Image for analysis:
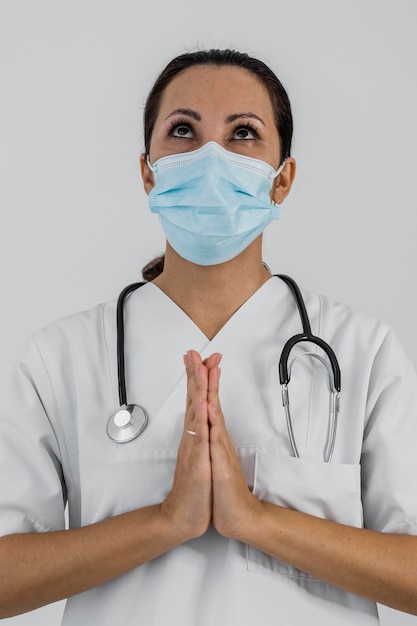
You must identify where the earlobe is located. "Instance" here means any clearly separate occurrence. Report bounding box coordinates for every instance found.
[272,157,296,205]
[140,153,155,195]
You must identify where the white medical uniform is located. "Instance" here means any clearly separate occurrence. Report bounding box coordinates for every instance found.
[1,276,417,625]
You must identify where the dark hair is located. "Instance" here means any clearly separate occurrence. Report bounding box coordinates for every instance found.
[141,48,293,280]
[142,254,165,281]
[144,48,293,163]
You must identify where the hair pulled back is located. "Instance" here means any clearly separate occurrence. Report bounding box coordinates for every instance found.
[143,48,293,164]
[141,48,293,281]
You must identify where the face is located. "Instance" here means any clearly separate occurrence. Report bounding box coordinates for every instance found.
[141,64,296,204]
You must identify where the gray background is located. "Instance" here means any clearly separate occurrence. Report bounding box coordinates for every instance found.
[0,0,416,624]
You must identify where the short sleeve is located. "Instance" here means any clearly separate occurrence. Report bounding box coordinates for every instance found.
[0,338,67,536]
[361,328,417,534]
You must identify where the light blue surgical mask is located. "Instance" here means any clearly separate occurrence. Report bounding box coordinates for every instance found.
[147,141,285,266]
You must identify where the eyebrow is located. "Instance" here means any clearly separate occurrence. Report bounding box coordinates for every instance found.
[165,108,265,126]
[165,108,201,121]
[225,112,266,126]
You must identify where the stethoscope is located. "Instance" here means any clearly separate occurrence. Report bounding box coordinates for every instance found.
[107,275,341,462]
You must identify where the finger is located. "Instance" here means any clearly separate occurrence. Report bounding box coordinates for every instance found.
[184,350,207,403]
[204,355,227,433]
[183,350,209,435]
[207,395,227,434]
[207,359,222,414]
[202,352,222,370]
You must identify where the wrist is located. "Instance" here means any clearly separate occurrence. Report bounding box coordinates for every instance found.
[158,500,208,544]
[220,496,267,543]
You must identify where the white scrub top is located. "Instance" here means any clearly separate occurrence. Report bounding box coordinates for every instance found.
[1,276,417,625]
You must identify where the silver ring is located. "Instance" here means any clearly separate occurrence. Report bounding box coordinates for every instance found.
[185,429,197,436]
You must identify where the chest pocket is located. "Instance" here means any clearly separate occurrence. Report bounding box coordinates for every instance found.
[247,448,362,579]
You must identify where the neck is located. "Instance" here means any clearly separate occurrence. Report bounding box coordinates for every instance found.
[152,240,271,340]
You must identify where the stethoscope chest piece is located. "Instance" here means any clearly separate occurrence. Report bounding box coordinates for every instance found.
[107,404,148,443]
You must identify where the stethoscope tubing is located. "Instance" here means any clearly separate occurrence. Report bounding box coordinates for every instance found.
[276,274,341,392]
[279,332,341,392]
[116,281,145,407]
[110,274,342,461]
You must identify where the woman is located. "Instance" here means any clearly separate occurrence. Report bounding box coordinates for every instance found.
[1,49,417,625]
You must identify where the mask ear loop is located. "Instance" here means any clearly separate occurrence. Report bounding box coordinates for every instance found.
[274,158,287,178]
[271,159,287,205]
[146,155,155,172]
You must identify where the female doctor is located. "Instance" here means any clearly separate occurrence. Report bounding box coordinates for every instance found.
[1,49,417,625]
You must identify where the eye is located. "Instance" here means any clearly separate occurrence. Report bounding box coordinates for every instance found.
[168,121,194,139]
[232,125,260,140]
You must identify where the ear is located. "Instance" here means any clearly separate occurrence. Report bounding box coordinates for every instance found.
[140,153,155,195]
[271,157,296,205]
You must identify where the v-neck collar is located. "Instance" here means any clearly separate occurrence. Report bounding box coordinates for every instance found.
[145,275,287,344]
[115,275,294,447]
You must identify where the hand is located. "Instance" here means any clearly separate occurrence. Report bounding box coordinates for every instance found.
[160,350,212,541]
[205,354,263,540]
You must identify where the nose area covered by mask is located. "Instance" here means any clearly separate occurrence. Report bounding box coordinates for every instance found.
[147,141,285,266]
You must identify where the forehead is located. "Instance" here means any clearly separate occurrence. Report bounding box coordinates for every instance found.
[158,64,275,120]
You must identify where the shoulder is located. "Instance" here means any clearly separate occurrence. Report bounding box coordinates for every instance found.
[274,275,387,333]
[34,299,115,339]
[26,281,153,365]
[296,282,411,375]
[27,299,117,366]
[299,283,391,346]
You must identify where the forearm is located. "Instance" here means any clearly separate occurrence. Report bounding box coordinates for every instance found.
[0,351,214,618]
[236,502,417,615]
[0,504,183,618]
